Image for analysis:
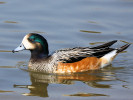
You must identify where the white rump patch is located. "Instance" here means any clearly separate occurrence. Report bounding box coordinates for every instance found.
[100,50,117,68]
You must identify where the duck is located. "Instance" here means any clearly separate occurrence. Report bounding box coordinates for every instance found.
[12,33,130,73]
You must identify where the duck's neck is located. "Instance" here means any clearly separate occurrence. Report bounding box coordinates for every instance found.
[30,50,49,59]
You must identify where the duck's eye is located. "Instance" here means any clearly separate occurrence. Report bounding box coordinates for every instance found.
[28,38,35,43]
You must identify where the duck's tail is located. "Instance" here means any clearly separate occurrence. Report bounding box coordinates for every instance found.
[116,43,130,53]
[100,43,130,68]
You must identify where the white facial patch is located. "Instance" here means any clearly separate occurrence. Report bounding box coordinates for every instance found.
[22,34,35,50]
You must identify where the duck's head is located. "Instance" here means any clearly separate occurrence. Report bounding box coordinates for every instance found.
[12,33,49,57]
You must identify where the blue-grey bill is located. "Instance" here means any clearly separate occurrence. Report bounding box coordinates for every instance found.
[12,43,26,53]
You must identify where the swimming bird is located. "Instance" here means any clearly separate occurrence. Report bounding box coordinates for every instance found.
[12,33,130,73]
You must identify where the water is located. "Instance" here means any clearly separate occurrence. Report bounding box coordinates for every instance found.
[0,0,133,100]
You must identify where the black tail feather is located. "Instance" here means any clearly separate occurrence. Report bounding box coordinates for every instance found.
[117,44,131,53]
[91,40,117,49]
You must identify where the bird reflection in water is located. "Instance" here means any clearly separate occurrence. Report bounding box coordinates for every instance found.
[14,65,119,97]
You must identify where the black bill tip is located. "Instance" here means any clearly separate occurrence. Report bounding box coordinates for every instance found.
[12,50,18,53]
[12,50,15,53]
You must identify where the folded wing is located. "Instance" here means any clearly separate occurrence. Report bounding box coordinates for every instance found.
[55,40,117,63]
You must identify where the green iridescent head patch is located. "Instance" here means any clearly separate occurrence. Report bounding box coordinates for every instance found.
[29,33,49,54]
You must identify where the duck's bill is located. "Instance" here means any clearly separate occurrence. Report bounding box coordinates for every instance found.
[12,43,26,53]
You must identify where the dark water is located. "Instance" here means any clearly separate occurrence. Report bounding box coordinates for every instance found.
[0,0,133,100]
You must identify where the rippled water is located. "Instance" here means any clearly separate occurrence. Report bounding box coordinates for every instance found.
[0,0,133,100]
